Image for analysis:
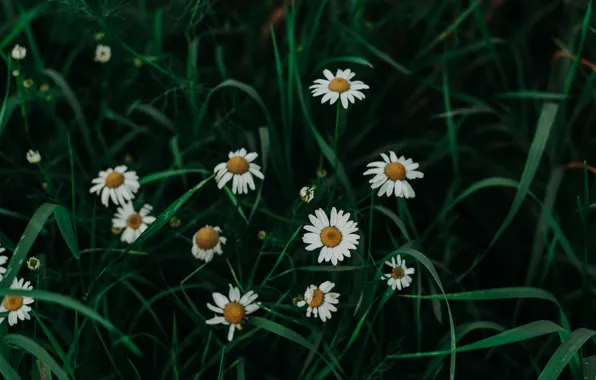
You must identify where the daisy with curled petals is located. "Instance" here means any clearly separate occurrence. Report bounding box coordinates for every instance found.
[0,278,34,326]
[205,284,260,341]
[214,148,264,194]
[90,165,140,207]
[0,245,8,281]
[296,281,339,322]
[381,255,415,291]
[112,203,156,244]
[310,69,369,109]
[302,207,359,266]
[363,151,424,198]
[192,225,227,263]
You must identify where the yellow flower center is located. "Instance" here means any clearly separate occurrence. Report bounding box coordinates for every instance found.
[223,302,245,324]
[226,156,250,175]
[328,77,350,93]
[105,171,125,188]
[126,213,143,230]
[3,296,23,312]
[195,227,220,250]
[384,162,406,181]
[391,266,405,279]
[308,289,324,308]
[320,226,342,248]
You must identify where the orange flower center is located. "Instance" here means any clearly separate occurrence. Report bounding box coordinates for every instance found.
[194,227,220,250]
[391,266,405,279]
[384,162,406,181]
[223,302,245,324]
[226,156,249,175]
[126,213,142,230]
[105,172,125,188]
[308,289,324,308]
[3,296,23,312]
[320,226,342,248]
[328,78,350,93]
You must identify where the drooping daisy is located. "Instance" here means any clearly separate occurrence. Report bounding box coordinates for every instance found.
[381,255,415,291]
[94,44,111,63]
[214,148,264,194]
[89,166,140,207]
[0,245,7,281]
[302,207,360,265]
[296,281,339,322]
[191,225,227,263]
[26,150,41,164]
[0,278,34,326]
[112,203,155,244]
[363,151,424,198]
[309,69,369,109]
[299,186,315,204]
[205,284,260,341]
[11,44,26,60]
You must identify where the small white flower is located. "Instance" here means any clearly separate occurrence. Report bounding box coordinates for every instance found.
[94,44,111,63]
[111,203,156,244]
[363,151,424,198]
[0,245,7,281]
[0,278,34,327]
[214,148,264,194]
[205,284,260,341]
[191,225,227,263]
[309,69,369,109]
[299,186,315,203]
[25,150,41,164]
[89,165,140,207]
[26,257,40,272]
[302,207,360,266]
[381,255,415,291]
[11,45,26,60]
[296,281,339,322]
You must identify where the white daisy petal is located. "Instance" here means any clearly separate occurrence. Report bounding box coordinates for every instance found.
[363,153,423,199]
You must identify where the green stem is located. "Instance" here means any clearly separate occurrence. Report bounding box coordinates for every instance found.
[328,103,341,209]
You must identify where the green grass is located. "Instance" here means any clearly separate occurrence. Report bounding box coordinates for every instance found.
[1,0,596,378]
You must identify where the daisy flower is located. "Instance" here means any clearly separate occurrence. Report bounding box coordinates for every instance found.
[299,186,315,204]
[27,257,40,272]
[381,255,415,291]
[26,150,41,164]
[94,44,111,63]
[89,165,140,207]
[112,203,156,244]
[0,245,7,281]
[205,284,260,341]
[302,207,360,265]
[363,151,424,198]
[191,225,227,263]
[11,44,26,60]
[214,148,264,194]
[0,278,34,326]
[309,69,369,109]
[296,281,339,322]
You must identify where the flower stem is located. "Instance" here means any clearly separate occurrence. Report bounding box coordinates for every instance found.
[328,103,341,208]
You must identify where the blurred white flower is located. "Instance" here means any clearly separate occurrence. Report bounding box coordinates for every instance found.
[310,69,369,109]
[299,186,315,203]
[25,150,41,164]
[94,44,111,63]
[0,245,7,281]
[11,45,26,60]
[0,278,34,327]
[111,203,155,244]
[214,148,264,194]
[296,281,339,322]
[192,225,227,263]
[89,166,140,207]
[363,151,424,198]
[381,255,415,291]
[205,284,260,341]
